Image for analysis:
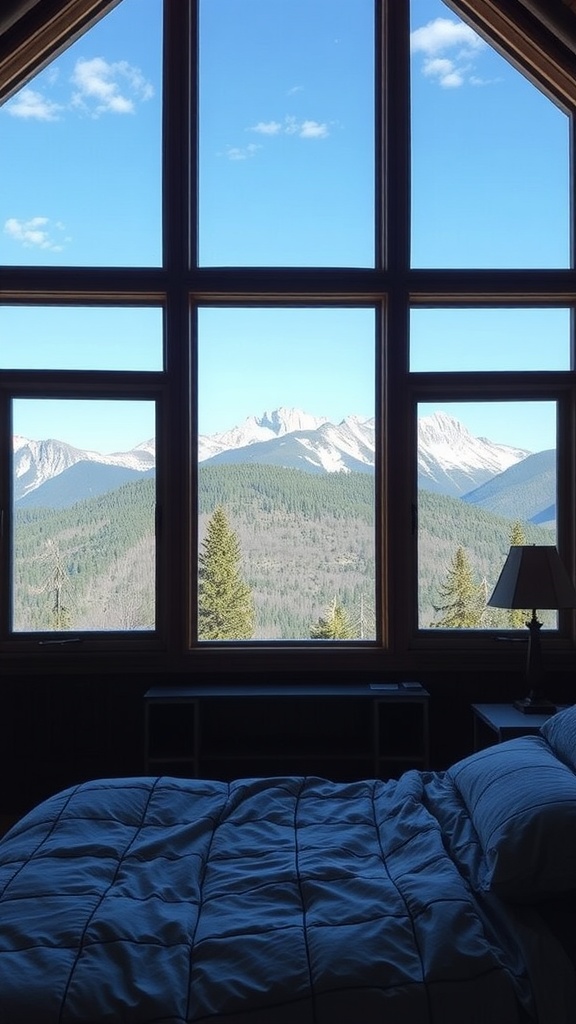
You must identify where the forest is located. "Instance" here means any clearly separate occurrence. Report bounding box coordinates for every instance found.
[12,463,554,635]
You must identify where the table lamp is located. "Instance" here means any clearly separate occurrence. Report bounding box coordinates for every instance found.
[487,545,576,714]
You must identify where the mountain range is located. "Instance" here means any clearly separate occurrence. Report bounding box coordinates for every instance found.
[14,435,155,507]
[13,408,554,525]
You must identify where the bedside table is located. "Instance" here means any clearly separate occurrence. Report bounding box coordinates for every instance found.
[471,703,563,752]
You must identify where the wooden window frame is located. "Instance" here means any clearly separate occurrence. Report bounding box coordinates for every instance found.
[0,0,575,677]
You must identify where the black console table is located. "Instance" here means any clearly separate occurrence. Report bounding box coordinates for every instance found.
[144,683,429,781]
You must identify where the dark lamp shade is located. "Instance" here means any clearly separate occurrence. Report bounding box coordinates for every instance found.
[488,545,576,611]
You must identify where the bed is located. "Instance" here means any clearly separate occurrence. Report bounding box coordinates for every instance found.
[1,707,576,1024]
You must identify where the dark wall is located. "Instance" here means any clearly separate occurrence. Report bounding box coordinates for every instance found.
[4,666,574,816]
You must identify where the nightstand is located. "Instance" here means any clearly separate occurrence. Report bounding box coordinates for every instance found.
[471,703,563,752]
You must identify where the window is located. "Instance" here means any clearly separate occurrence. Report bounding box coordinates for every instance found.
[0,0,575,668]
[197,306,376,641]
[13,398,156,632]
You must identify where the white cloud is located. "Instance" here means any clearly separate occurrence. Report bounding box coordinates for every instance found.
[228,114,329,161]
[410,17,483,55]
[3,56,154,122]
[410,17,486,88]
[299,119,329,139]
[71,56,154,116]
[422,57,464,89]
[225,143,261,161]
[250,115,329,139]
[4,216,70,252]
[250,121,282,135]
[5,88,63,121]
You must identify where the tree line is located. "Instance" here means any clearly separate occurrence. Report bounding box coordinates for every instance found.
[12,463,555,635]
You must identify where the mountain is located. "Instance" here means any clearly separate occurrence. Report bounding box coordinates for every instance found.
[198,407,329,461]
[17,461,155,509]
[417,412,530,497]
[461,449,556,526]
[201,410,375,475]
[14,435,155,505]
[202,408,530,490]
[12,408,540,508]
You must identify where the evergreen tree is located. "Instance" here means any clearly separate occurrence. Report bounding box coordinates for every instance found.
[198,506,254,639]
[310,598,354,639]
[33,540,73,630]
[432,546,484,628]
[507,520,528,628]
[51,560,72,630]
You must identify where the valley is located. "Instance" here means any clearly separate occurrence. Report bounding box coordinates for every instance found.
[11,408,556,635]
[13,464,553,636]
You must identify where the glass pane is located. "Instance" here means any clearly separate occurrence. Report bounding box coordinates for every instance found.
[410,0,569,268]
[197,307,375,640]
[410,307,570,372]
[0,306,163,370]
[12,399,156,631]
[0,0,162,267]
[417,401,557,629]
[199,0,374,268]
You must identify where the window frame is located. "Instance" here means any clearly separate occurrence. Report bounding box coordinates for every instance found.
[0,0,575,675]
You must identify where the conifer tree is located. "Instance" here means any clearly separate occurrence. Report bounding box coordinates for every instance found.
[51,560,72,630]
[507,520,528,628]
[310,598,355,639]
[198,506,254,639]
[432,545,483,628]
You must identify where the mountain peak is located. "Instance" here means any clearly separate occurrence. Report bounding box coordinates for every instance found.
[259,407,328,435]
[13,408,543,509]
[418,411,531,497]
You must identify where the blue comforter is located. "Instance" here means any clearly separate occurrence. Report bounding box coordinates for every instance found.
[0,772,572,1023]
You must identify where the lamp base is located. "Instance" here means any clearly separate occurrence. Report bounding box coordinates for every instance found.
[513,696,556,715]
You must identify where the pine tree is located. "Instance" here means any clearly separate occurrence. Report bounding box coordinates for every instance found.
[51,560,72,630]
[432,546,484,628]
[310,598,355,639]
[507,520,528,628]
[198,506,254,640]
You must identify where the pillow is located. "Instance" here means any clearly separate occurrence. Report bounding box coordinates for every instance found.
[447,735,576,901]
[540,704,576,772]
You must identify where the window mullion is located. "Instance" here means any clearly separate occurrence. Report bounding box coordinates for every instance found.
[383,0,411,275]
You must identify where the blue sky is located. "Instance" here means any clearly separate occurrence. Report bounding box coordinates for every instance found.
[0,0,569,453]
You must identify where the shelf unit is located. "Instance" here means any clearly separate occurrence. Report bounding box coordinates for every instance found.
[144,683,430,781]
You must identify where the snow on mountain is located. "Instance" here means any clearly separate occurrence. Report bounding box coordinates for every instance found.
[313,416,375,472]
[417,412,530,497]
[198,407,329,462]
[202,408,528,489]
[13,435,155,502]
[12,408,538,506]
[201,412,375,475]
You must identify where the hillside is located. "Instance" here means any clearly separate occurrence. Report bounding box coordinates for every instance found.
[14,478,156,631]
[417,488,553,626]
[12,465,555,636]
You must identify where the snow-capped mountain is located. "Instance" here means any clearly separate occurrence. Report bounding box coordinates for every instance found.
[417,412,530,497]
[200,408,375,474]
[198,408,330,462]
[201,407,530,488]
[14,435,155,505]
[12,408,539,508]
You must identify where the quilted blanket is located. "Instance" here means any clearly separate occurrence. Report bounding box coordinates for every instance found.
[0,772,572,1023]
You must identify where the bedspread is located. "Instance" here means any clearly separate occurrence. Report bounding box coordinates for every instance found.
[0,772,573,1024]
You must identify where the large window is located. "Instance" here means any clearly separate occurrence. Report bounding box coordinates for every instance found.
[0,0,575,666]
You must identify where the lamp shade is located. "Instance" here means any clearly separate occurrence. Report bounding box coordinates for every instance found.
[488,545,576,610]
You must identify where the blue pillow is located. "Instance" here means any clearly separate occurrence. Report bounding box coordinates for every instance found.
[448,735,576,901]
[540,704,576,772]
